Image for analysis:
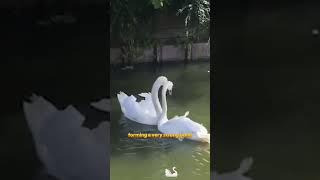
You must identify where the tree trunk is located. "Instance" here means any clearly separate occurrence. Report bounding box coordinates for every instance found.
[157,44,162,63]
[159,45,163,64]
[153,43,158,64]
[184,28,190,63]
[184,44,188,63]
[120,46,125,67]
[188,43,192,61]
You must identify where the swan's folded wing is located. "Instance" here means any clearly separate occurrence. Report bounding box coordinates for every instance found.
[165,169,171,175]
[117,91,128,104]
[165,116,208,135]
[180,116,208,134]
[138,93,157,115]
[138,92,153,106]
[119,93,158,125]
[138,92,151,98]
[127,95,137,102]
[121,95,143,119]
[118,94,136,114]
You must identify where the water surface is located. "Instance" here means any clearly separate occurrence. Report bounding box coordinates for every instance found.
[110,62,210,180]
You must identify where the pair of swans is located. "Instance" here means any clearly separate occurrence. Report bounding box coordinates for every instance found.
[117,76,210,143]
[23,94,109,180]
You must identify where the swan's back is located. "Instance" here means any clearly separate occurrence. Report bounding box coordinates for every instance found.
[117,92,158,125]
[158,116,209,143]
[138,93,155,110]
[117,92,128,113]
[160,116,208,134]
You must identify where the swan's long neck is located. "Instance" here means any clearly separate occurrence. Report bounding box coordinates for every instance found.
[172,167,177,173]
[158,82,169,127]
[151,78,166,116]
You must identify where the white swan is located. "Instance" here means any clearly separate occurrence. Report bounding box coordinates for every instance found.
[117,76,168,125]
[156,81,210,143]
[165,167,178,177]
[212,157,253,180]
[23,94,109,180]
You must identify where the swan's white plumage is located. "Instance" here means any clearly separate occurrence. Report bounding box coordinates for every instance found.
[117,91,128,114]
[23,94,108,180]
[118,92,158,125]
[157,80,210,143]
[158,115,210,143]
[165,169,171,175]
[117,77,168,125]
[165,167,178,177]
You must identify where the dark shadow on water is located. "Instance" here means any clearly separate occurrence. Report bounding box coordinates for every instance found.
[23,96,109,180]
[213,2,320,179]
[0,6,108,179]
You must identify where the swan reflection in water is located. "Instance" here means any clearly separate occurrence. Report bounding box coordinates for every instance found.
[113,115,211,179]
[23,94,109,180]
[212,157,254,180]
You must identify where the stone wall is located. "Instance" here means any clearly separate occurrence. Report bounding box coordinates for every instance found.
[110,42,210,64]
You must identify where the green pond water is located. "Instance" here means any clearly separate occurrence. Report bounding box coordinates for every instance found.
[110,62,210,180]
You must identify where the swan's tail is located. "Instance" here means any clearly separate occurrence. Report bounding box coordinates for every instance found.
[236,157,253,174]
[198,133,210,143]
[117,91,128,114]
[117,91,128,104]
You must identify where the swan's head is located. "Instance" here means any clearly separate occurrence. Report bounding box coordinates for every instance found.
[157,76,168,82]
[173,166,176,170]
[167,81,173,95]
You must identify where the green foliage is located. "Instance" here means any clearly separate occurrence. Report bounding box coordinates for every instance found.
[111,0,210,43]
[176,0,210,42]
[110,0,210,64]
[111,0,160,63]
